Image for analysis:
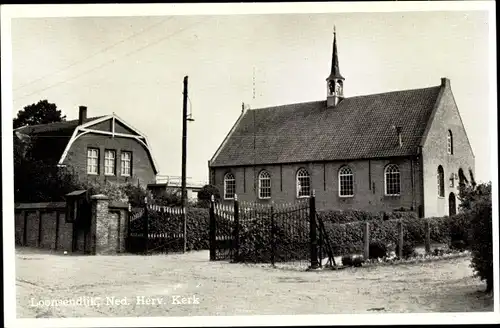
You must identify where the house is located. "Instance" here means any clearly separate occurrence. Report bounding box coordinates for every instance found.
[147,176,206,201]
[208,31,475,218]
[14,106,159,187]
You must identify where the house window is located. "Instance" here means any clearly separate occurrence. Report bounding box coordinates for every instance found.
[104,150,116,176]
[384,164,400,196]
[338,166,354,197]
[258,170,271,199]
[447,130,453,154]
[437,165,445,197]
[296,168,311,198]
[87,148,99,175]
[121,151,132,176]
[224,173,236,200]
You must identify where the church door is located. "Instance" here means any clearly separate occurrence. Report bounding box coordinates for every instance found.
[449,192,457,216]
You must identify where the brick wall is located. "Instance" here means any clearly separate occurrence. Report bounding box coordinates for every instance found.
[63,133,156,187]
[421,79,475,217]
[211,156,423,213]
[15,198,129,255]
[15,202,73,252]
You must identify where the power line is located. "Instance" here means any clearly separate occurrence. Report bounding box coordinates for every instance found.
[14,17,173,92]
[14,18,209,102]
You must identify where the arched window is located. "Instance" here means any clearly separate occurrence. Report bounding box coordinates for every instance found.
[296,168,311,198]
[447,130,453,155]
[258,170,271,199]
[437,166,445,197]
[223,173,235,200]
[338,166,354,197]
[384,164,400,196]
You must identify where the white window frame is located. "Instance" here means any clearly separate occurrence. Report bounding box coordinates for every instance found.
[384,164,401,196]
[437,165,445,197]
[87,148,99,175]
[447,130,453,155]
[296,168,311,198]
[121,151,132,176]
[338,166,354,197]
[104,150,116,176]
[258,170,271,199]
[224,173,236,200]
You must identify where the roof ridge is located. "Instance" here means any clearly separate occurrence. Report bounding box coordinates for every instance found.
[249,85,440,112]
[251,99,325,111]
[345,85,441,100]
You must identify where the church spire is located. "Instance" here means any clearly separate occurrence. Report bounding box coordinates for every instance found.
[327,26,344,80]
[326,26,345,108]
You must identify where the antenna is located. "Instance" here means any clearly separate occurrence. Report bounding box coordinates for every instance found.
[252,66,256,100]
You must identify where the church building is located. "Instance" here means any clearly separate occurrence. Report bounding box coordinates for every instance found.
[208,31,475,218]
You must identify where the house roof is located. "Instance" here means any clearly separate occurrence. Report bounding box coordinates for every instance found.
[15,116,104,136]
[210,84,443,167]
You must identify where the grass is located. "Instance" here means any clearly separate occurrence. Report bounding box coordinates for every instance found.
[15,247,493,318]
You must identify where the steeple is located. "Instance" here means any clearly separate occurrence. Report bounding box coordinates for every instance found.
[326,26,345,108]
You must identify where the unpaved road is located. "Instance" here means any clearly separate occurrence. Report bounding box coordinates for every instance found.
[15,247,492,318]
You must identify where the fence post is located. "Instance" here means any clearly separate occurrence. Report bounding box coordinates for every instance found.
[270,203,275,266]
[144,197,149,255]
[233,194,240,262]
[425,220,431,254]
[209,195,216,261]
[309,190,319,269]
[363,221,370,260]
[398,220,404,258]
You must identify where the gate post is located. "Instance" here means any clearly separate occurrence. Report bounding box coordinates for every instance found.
[144,197,149,255]
[209,195,216,261]
[270,203,276,266]
[309,190,319,269]
[233,194,240,262]
[363,221,370,260]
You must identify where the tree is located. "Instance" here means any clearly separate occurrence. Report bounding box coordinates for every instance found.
[197,184,221,208]
[466,182,493,293]
[13,100,66,128]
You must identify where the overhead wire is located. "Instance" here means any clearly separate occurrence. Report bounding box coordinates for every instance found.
[14,17,210,102]
[14,17,174,92]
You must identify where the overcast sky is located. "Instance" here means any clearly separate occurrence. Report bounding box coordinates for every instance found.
[9,6,493,184]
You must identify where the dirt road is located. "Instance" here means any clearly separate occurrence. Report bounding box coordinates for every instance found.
[15,248,492,318]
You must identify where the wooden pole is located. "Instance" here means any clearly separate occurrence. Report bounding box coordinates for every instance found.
[363,221,370,259]
[425,220,431,254]
[181,76,188,253]
[398,220,404,258]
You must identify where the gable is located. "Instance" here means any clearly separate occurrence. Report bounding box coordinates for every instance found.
[114,120,140,136]
[421,81,475,161]
[85,118,141,136]
[210,85,442,167]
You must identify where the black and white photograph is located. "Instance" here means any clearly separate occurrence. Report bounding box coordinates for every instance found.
[1,1,498,327]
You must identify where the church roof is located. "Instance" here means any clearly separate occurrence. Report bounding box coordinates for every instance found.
[209,83,444,167]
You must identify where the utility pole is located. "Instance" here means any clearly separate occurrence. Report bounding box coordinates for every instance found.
[181,76,188,253]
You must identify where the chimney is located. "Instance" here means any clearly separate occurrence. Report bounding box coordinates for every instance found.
[395,126,403,148]
[78,106,87,125]
[441,77,450,88]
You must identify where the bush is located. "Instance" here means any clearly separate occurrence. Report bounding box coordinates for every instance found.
[467,183,493,292]
[368,241,387,259]
[449,239,467,252]
[396,241,417,259]
[352,256,364,267]
[197,184,221,208]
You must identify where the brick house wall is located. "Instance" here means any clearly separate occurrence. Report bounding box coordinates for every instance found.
[421,79,475,217]
[210,156,423,213]
[63,133,156,187]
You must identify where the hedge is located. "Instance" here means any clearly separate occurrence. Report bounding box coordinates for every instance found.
[129,207,210,253]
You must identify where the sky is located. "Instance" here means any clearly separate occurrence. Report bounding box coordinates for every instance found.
[8,6,494,184]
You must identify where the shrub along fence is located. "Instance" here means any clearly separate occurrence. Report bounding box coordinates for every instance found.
[127,202,209,254]
[209,192,470,269]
